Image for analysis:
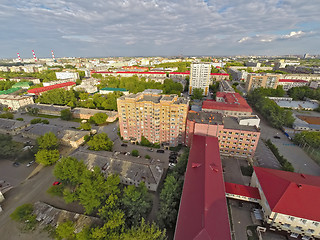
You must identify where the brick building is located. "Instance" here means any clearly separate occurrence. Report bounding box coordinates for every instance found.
[185,111,260,158]
[117,91,189,147]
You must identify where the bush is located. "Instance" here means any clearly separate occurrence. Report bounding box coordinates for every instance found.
[41,119,49,124]
[47,184,64,197]
[10,204,37,231]
[131,149,139,157]
[60,109,73,121]
[16,118,24,121]
[0,112,14,119]
[145,155,151,159]
[80,122,91,131]
[31,118,42,124]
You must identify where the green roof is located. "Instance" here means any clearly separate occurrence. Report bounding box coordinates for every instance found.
[12,82,32,88]
[0,87,21,95]
[100,87,128,92]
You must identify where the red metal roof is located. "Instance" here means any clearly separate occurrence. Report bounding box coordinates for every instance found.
[175,135,231,240]
[254,167,320,222]
[27,82,76,95]
[210,73,229,76]
[278,79,308,83]
[169,71,190,75]
[225,182,261,200]
[92,71,166,74]
[203,92,252,113]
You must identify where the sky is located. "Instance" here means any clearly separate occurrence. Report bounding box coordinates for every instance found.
[1,0,320,59]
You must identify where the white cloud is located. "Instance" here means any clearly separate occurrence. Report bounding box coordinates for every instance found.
[0,0,320,57]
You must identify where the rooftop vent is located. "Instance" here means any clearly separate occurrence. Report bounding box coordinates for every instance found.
[297,184,302,189]
[192,163,201,168]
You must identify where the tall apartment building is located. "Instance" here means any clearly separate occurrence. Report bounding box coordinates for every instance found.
[245,74,280,92]
[117,91,189,147]
[189,63,211,95]
[185,111,260,158]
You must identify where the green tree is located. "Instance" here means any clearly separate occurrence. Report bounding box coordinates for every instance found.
[37,132,59,150]
[79,122,92,130]
[121,218,166,240]
[55,220,76,240]
[0,134,21,158]
[31,118,43,124]
[192,88,204,100]
[89,112,108,125]
[131,149,139,157]
[10,204,37,231]
[61,109,73,121]
[54,157,87,185]
[87,133,113,151]
[145,155,151,159]
[122,183,152,227]
[35,149,60,165]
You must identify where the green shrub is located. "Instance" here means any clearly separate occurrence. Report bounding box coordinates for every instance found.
[16,118,24,121]
[145,155,151,159]
[10,203,37,231]
[131,149,139,157]
[47,184,64,197]
[30,118,42,124]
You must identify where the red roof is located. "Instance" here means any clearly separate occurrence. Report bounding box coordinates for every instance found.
[175,135,231,240]
[92,71,166,74]
[254,167,320,222]
[203,92,252,113]
[27,82,76,95]
[279,79,308,83]
[210,73,229,76]
[225,182,261,200]
[169,71,190,75]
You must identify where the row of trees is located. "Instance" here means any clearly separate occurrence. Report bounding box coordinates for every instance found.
[154,62,190,72]
[293,131,320,149]
[96,75,184,95]
[0,80,15,91]
[36,89,121,111]
[247,88,294,129]
[288,86,320,101]
[157,148,189,229]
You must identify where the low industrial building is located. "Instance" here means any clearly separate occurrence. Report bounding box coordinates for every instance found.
[21,124,90,148]
[71,149,164,191]
[0,118,30,135]
[27,82,76,95]
[72,108,118,122]
[269,97,319,110]
[26,103,71,116]
[9,77,41,84]
[0,95,34,110]
[251,167,320,240]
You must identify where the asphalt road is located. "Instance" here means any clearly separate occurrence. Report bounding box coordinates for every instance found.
[256,111,320,176]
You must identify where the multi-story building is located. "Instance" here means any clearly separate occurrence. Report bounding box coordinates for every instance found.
[202,92,252,117]
[245,73,280,92]
[251,167,320,240]
[117,91,189,147]
[55,71,79,80]
[278,79,309,91]
[189,63,211,95]
[0,95,34,110]
[185,111,260,157]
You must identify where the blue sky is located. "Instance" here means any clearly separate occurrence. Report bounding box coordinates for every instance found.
[0,0,320,59]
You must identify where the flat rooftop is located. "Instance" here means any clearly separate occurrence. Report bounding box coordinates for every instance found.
[187,111,223,125]
[224,117,259,132]
[274,100,319,110]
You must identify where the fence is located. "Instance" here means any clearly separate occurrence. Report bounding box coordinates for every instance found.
[297,140,320,165]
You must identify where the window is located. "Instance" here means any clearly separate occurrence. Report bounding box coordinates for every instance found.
[295,226,302,231]
[283,223,291,228]
[300,219,307,224]
[307,229,314,234]
[312,222,319,227]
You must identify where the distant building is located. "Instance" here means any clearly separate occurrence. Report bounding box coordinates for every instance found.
[9,77,40,84]
[56,71,79,80]
[219,80,235,93]
[202,92,252,117]
[210,73,230,82]
[12,82,32,89]
[99,87,129,95]
[0,95,34,110]
[27,82,76,95]
[71,149,164,191]
[43,79,76,87]
[278,79,308,91]
[26,104,71,116]
[72,108,118,122]
[189,63,211,95]
[175,135,232,240]
[117,92,189,147]
[251,167,320,240]
[185,111,260,157]
[0,118,30,135]
[245,73,280,92]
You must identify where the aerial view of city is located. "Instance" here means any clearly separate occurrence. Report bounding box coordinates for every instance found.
[0,1,320,240]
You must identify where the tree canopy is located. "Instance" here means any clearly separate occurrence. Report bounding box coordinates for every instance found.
[87,133,113,151]
[192,88,204,100]
[35,149,60,166]
[90,112,108,125]
[37,132,59,150]
[61,109,73,120]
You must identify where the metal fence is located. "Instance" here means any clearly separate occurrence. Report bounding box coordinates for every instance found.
[297,141,320,165]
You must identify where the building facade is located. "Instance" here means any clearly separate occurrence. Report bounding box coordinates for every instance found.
[189,63,211,95]
[117,92,189,147]
[185,111,260,158]
[0,95,34,110]
[278,79,309,91]
[251,167,320,240]
[245,74,280,92]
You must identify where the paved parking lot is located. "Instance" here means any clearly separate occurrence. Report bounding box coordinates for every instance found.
[222,156,251,185]
[255,140,282,170]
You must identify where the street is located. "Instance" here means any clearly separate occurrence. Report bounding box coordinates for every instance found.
[256,111,320,176]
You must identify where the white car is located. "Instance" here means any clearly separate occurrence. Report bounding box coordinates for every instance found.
[27,160,35,167]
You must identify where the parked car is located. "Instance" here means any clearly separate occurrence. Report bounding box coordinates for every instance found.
[273,136,280,139]
[170,151,178,156]
[157,149,165,153]
[52,181,61,186]
[169,159,177,164]
[13,162,20,167]
[169,163,176,168]
[121,143,128,147]
[26,160,35,167]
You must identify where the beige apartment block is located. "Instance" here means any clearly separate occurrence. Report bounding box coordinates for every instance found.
[245,74,280,92]
[0,95,34,111]
[189,62,211,95]
[117,91,189,147]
